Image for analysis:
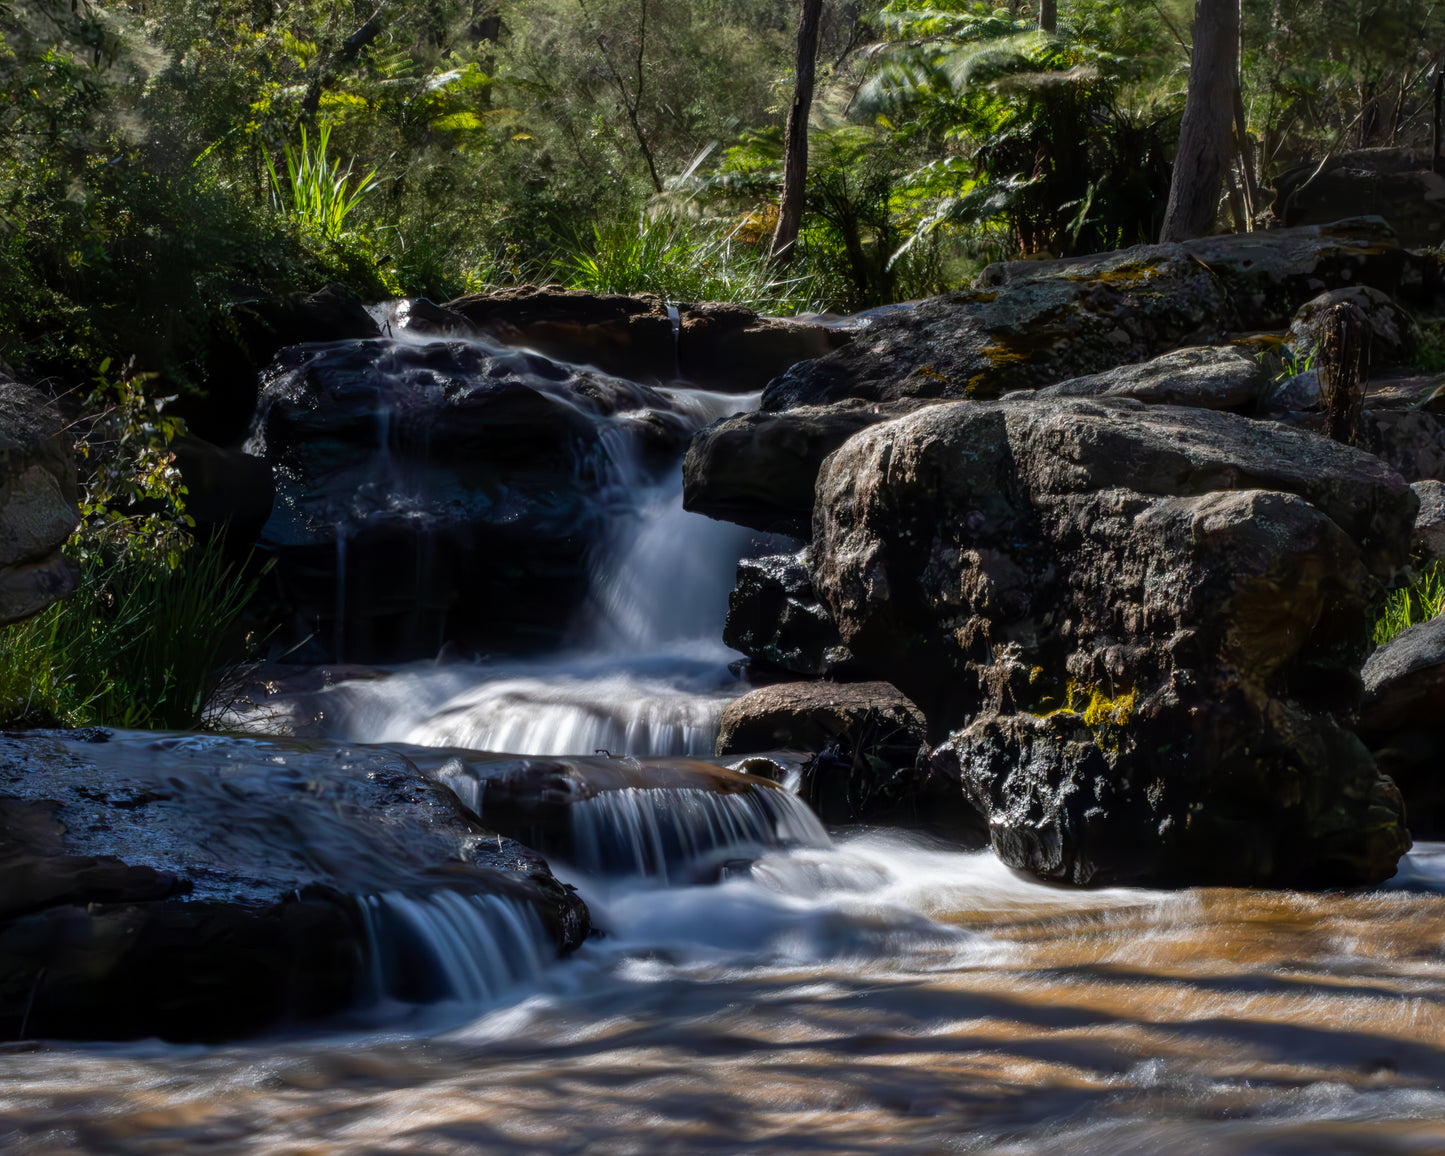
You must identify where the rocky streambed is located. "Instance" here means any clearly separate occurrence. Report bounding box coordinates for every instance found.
[1,216,1445,1149]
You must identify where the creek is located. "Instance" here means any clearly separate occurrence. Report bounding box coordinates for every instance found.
[6,336,1445,1153]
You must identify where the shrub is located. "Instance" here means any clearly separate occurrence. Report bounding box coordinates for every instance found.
[0,359,264,729]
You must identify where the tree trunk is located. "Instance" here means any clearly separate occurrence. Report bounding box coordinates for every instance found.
[1159,0,1239,241]
[1320,302,1368,447]
[770,0,824,264]
[1039,0,1057,33]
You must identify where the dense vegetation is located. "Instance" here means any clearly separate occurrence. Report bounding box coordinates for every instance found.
[3,0,1445,725]
[5,0,1443,389]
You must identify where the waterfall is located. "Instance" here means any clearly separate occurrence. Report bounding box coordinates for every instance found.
[358,890,552,1005]
[564,785,830,883]
[272,380,781,759]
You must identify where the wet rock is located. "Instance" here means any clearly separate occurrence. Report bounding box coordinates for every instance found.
[411,751,827,882]
[437,289,845,391]
[0,378,78,625]
[675,303,851,393]
[1412,480,1445,562]
[684,400,929,536]
[809,397,1413,887]
[762,221,1409,412]
[443,286,677,382]
[1032,345,1268,410]
[723,552,848,677]
[717,679,925,756]
[1286,286,1420,370]
[188,284,381,445]
[715,680,984,840]
[0,730,588,1041]
[246,338,697,661]
[1359,615,1445,838]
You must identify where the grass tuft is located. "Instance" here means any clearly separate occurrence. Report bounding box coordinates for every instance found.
[1373,562,1445,649]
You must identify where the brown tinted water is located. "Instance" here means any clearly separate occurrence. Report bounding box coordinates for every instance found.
[2,836,1444,1155]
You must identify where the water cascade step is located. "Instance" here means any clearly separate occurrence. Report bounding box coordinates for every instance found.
[359,889,553,1005]
[423,752,830,884]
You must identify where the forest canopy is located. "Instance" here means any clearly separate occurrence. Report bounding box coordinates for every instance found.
[2,0,1442,399]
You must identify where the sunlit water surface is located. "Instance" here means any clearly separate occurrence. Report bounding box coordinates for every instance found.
[3,836,1445,1155]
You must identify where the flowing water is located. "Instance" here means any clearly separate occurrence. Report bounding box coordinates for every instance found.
[3,837,1445,1153]
[11,332,1445,1152]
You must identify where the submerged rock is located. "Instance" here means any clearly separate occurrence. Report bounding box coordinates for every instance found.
[0,378,78,625]
[806,396,1413,887]
[0,730,587,1042]
[1359,615,1445,838]
[761,220,1409,412]
[410,751,828,883]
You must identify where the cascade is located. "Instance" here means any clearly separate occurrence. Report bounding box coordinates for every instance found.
[565,784,830,882]
[261,369,778,758]
[358,890,552,1006]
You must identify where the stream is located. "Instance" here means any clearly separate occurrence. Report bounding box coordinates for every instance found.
[5,340,1445,1153]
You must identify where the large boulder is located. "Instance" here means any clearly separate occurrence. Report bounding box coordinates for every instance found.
[1271,148,1445,249]
[1359,615,1445,838]
[246,338,699,662]
[675,302,852,393]
[1286,286,1420,370]
[0,730,588,1042]
[432,289,847,393]
[798,396,1413,887]
[441,287,678,382]
[0,378,78,625]
[684,400,929,537]
[715,680,983,839]
[1032,345,1269,410]
[761,220,1410,412]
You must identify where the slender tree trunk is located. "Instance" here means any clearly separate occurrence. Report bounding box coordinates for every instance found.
[1039,0,1057,33]
[1159,0,1239,241]
[770,0,824,264]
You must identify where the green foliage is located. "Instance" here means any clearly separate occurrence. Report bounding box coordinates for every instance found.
[857,0,1180,257]
[1373,563,1445,649]
[558,215,821,314]
[266,122,378,240]
[0,538,261,729]
[0,356,263,729]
